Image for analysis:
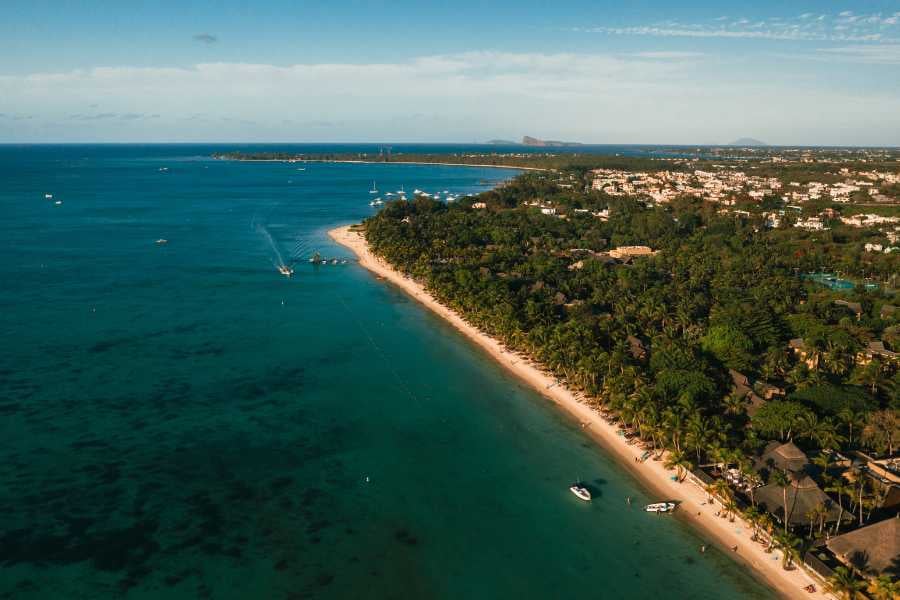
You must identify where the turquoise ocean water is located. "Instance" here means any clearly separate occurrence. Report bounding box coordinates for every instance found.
[0,145,772,599]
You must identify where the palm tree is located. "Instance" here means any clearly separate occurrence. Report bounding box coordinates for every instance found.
[664,448,693,482]
[770,469,792,533]
[851,359,888,396]
[825,478,852,534]
[757,512,775,552]
[707,478,733,506]
[825,566,865,600]
[744,506,761,541]
[723,392,747,417]
[773,531,801,570]
[866,575,899,600]
[837,407,864,448]
[685,413,712,465]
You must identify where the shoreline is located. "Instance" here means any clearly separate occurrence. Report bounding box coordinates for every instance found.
[215,157,546,171]
[329,224,832,600]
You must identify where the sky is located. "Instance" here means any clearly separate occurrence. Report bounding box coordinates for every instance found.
[1,0,899,145]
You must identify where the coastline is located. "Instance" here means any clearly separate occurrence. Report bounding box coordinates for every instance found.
[329,224,832,600]
[216,157,546,171]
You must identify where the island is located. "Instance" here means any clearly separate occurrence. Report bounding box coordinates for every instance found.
[730,137,769,147]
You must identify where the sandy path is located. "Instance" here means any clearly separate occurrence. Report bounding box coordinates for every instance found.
[329,224,832,600]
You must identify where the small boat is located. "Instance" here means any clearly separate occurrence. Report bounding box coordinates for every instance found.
[369,181,378,194]
[155,239,168,245]
[44,193,53,199]
[570,483,591,502]
[54,200,62,205]
[645,502,676,513]
[278,265,294,277]
[158,167,169,172]
[413,189,423,195]
[369,199,384,206]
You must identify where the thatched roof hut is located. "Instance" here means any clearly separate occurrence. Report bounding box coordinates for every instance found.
[826,518,899,578]
[757,441,810,474]
[755,475,843,527]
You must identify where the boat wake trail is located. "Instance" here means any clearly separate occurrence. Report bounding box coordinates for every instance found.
[253,219,289,270]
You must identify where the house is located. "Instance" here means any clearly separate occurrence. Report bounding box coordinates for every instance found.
[789,338,819,369]
[755,474,844,528]
[834,299,862,320]
[472,202,487,209]
[857,340,900,364]
[608,246,656,259]
[826,518,899,579]
[757,441,810,475]
[758,382,785,400]
[729,369,766,416]
[626,335,648,361]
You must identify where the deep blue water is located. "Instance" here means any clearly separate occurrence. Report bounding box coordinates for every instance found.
[0,145,773,599]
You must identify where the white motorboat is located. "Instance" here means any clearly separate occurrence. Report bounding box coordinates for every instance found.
[645,502,676,513]
[155,239,168,245]
[45,193,53,199]
[278,265,294,277]
[569,484,591,502]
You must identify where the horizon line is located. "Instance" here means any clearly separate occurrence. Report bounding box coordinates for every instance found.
[1,141,898,150]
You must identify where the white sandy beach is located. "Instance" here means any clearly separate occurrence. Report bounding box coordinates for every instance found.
[329,224,833,600]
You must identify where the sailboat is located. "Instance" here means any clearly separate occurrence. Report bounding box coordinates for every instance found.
[369,181,378,194]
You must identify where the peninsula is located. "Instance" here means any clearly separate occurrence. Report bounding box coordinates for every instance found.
[331,151,899,600]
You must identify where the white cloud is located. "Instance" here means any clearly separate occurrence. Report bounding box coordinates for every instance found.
[0,52,897,145]
[578,11,900,43]
[816,43,900,64]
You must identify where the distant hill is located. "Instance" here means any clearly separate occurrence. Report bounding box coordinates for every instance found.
[729,137,768,147]
[522,135,582,147]
[485,139,517,145]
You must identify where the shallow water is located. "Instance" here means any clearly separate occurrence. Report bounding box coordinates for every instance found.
[0,145,773,599]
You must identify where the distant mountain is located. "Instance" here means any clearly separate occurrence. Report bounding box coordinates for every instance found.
[729,137,768,147]
[485,139,517,145]
[521,135,582,147]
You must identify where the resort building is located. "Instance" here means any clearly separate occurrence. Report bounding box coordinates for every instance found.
[826,518,899,580]
[755,475,844,529]
[608,246,656,259]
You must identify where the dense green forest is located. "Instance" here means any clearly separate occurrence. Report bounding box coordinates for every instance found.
[364,172,899,468]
